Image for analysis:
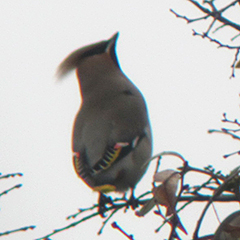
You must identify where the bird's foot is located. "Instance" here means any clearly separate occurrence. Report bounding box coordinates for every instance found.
[126,191,139,210]
[98,193,113,217]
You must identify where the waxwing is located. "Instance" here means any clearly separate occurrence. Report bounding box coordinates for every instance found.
[57,32,152,210]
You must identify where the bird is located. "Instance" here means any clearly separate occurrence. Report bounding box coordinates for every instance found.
[57,32,152,214]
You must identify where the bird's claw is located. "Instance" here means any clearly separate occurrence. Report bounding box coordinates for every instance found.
[98,193,113,217]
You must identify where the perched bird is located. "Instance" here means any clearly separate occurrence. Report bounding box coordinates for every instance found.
[57,32,152,212]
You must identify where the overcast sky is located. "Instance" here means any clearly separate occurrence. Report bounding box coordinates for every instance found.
[1,1,240,239]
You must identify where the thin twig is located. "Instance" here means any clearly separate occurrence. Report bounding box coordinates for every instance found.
[231,48,240,77]
[170,9,209,23]
[209,129,240,140]
[150,151,187,163]
[211,202,221,224]
[192,30,240,49]
[36,211,100,240]
[179,164,225,181]
[219,0,240,13]
[98,209,119,235]
[112,222,134,240]
[222,113,240,126]
[193,169,240,239]
[0,173,23,180]
[66,204,99,220]
[189,0,240,31]
[171,0,240,77]
[0,184,22,197]
[0,226,35,237]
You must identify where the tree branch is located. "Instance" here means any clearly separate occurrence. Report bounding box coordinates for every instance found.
[171,0,240,77]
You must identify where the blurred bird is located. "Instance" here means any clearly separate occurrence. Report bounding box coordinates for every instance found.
[57,32,152,214]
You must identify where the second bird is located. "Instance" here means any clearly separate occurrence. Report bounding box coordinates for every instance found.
[57,32,152,208]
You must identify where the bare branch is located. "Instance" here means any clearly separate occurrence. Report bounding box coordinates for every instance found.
[112,222,135,240]
[0,226,35,237]
[189,0,240,31]
[171,0,240,77]
[0,172,23,180]
[0,184,22,197]
[193,169,240,239]
[169,9,209,23]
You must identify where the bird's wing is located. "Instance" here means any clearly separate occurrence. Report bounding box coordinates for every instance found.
[73,94,149,173]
